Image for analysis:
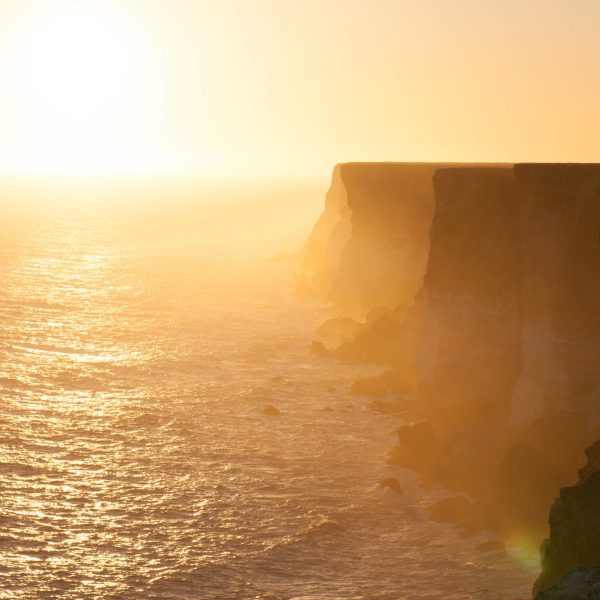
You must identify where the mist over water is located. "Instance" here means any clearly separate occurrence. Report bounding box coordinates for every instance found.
[0,183,535,599]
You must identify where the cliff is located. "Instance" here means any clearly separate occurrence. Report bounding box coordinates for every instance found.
[417,164,600,436]
[415,165,600,540]
[300,162,438,320]
[418,167,520,432]
[302,162,600,543]
[534,440,600,598]
[511,164,600,430]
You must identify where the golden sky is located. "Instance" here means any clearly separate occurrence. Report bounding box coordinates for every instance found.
[0,0,599,178]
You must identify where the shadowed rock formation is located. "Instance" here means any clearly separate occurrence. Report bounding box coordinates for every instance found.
[534,440,600,598]
[536,567,600,600]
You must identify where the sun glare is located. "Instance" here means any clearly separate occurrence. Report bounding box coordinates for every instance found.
[0,1,180,175]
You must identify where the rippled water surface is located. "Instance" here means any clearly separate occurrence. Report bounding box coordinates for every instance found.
[0,195,536,599]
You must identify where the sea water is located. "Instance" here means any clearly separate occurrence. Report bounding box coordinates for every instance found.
[0,188,536,599]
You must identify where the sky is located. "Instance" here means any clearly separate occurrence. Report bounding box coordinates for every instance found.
[0,0,599,178]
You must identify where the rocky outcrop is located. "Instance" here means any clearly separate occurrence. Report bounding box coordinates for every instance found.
[536,567,600,600]
[534,440,600,597]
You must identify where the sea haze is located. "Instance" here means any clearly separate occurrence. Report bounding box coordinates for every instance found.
[0,181,535,599]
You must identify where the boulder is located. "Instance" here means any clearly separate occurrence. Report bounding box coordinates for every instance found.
[396,421,435,455]
[427,495,476,526]
[309,341,329,357]
[379,477,404,496]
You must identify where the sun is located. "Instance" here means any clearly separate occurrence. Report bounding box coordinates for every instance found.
[0,1,180,175]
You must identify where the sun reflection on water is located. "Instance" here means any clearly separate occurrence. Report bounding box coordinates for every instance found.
[0,209,538,599]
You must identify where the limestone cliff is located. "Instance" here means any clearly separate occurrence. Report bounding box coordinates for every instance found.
[418,167,520,432]
[511,164,600,429]
[303,161,600,543]
[304,162,600,436]
[415,163,600,437]
[300,163,438,320]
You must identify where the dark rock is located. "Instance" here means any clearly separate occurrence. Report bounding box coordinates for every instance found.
[397,421,435,455]
[369,398,407,415]
[387,421,436,474]
[334,311,403,365]
[534,440,600,596]
[262,405,280,416]
[428,495,476,525]
[379,477,404,496]
[316,317,359,342]
[493,442,566,539]
[475,538,505,552]
[535,567,600,600]
[309,341,329,357]
[579,440,600,482]
[525,411,587,484]
[351,372,392,397]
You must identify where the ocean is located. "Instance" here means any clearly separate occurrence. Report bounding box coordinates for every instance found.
[0,183,535,599]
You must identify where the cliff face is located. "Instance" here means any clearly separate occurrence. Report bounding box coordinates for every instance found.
[302,161,600,542]
[511,165,600,429]
[417,164,600,436]
[418,168,521,432]
[301,164,352,299]
[300,163,437,320]
[304,163,600,432]
[534,440,600,598]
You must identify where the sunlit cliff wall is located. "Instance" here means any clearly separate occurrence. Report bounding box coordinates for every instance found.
[511,164,600,430]
[422,164,600,435]
[304,162,600,434]
[300,163,437,320]
[418,167,521,432]
[302,162,600,539]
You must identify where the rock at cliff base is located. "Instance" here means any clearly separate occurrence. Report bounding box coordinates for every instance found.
[535,567,600,600]
[534,439,600,596]
[351,372,393,397]
[378,477,404,496]
[396,421,435,455]
[316,317,359,342]
[427,495,476,525]
[309,341,329,357]
[475,538,505,553]
[493,442,566,538]
[579,440,600,482]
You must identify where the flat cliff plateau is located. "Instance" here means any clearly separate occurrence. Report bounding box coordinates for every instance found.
[301,162,600,545]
